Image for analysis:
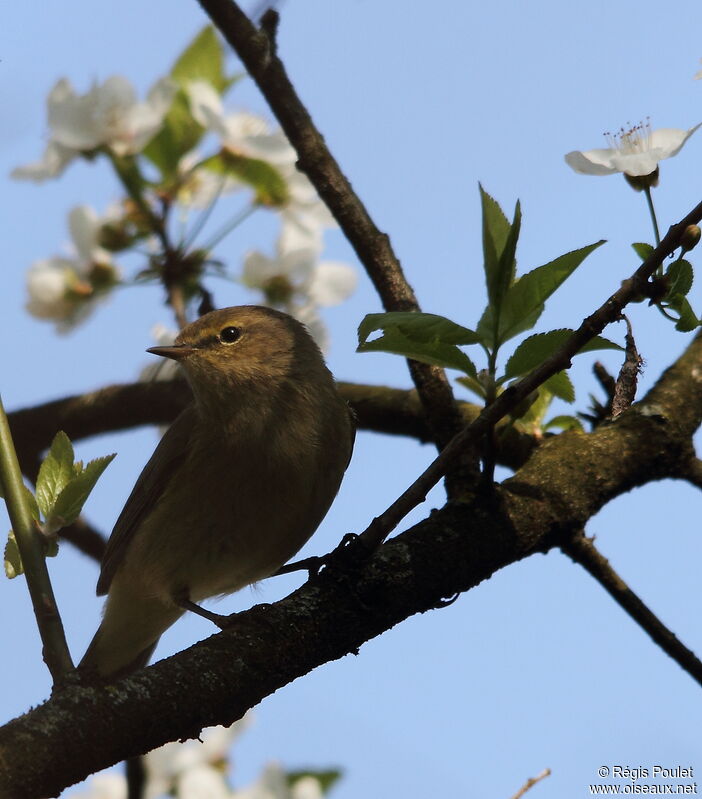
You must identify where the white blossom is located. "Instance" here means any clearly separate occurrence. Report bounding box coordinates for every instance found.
[10,140,78,182]
[242,223,356,348]
[186,81,294,165]
[144,719,249,799]
[565,120,701,177]
[12,76,175,182]
[175,151,241,209]
[25,205,119,329]
[236,763,324,799]
[186,82,335,234]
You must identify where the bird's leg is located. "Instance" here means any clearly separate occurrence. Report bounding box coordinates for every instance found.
[174,593,232,630]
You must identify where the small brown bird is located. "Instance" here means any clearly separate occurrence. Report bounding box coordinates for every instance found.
[80,306,354,677]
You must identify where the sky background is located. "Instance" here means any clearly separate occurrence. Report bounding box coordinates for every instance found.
[1,1,702,797]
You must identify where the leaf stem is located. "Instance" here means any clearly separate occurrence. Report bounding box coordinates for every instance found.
[0,395,73,681]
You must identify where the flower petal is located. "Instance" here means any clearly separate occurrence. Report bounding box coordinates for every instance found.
[186,80,225,129]
[648,124,701,159]
[564,150,619,175]
[307,261,357,306]
[11,141,77,182]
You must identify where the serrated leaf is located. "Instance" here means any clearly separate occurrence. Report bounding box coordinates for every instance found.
[668,294,699,332]
[172,26,227,92]
[4,531,23,579]
[632,242,655,261]
[286,770,342,795]
[47,455,115,531]
[479,185,512,304]
[504,329,622,378]
[497,241,606,345]
[666,259,693,298]
[202,151,289,206]
[476,302,544,352]
[544,371,575,403]
[456,375,487,399]
[35,431,76,518]
[479,185,521,335]
[358,332,477,376]
[544,415,584,432]
[358,312,481,347]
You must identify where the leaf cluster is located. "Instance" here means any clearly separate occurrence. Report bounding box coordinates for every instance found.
[357,186,620,432]
[4,432,114,578]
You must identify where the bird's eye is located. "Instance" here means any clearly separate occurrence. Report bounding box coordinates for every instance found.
[219,326,241,344]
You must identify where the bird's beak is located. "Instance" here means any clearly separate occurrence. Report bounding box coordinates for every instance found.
[147,344,198,361]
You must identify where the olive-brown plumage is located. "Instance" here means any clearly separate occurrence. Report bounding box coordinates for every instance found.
[80,306,354,677]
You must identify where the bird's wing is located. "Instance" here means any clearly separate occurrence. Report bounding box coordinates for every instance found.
[345,404,357,472]
[96,407,195,596]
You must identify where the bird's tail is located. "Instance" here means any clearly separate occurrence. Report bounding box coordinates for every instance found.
[79,581,183,679]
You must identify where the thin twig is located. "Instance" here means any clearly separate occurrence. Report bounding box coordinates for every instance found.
[509,769,551,799]
[611,315,643,418]
[195,0,466,454]
[0,395,73,681]
[562,531,702,687]
[355,198,702,549]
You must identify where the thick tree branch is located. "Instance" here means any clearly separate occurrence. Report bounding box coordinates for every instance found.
[1,381,696,796]
[7,380,537,472]
[681,457,702,491]
[194,0,465,454]
[561,531,702,687]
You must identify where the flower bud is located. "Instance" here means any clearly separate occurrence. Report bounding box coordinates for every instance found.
[681,224,701,253]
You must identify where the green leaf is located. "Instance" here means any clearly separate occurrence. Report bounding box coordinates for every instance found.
[358,312,481,347]
[171,26,227,92]
[47,455,115,531]
[201,152,289,206]
[479,185,512,304]
[23,486,40,522]
[632,242,655,261]
[497,241,606,345]
[35,431,75,519]
[287,770,342,795]
[544,415,584,432]
[143,27,228,177]
[666,259,693,298]
[4,530,22,579]
[668,295,699,332]
[456,374,487,400]
[477,302,544,351]
[358,331,477,376]
[510,386,552,431]
[143,91,203,176]
[479,185,521,316]
[544,371,575,403]
[504,329,622,378]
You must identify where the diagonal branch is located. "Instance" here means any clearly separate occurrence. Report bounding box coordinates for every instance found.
[561,531,702,687]
[194,0,465,453]
[356,197,702,549]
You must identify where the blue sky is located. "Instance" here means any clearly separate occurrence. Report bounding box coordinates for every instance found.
[1,1,701,797]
